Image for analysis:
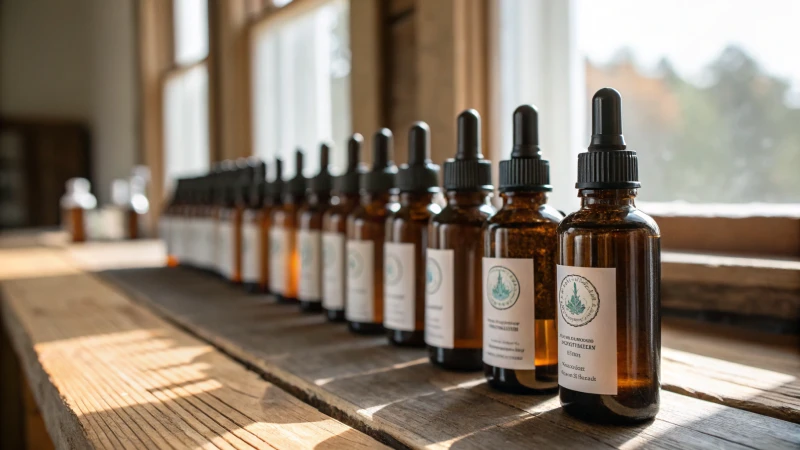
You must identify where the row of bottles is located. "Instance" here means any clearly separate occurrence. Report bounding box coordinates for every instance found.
[160,88,661,425]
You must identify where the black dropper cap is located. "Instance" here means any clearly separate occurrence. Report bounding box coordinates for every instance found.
[360,129,397,193]
[309,143,333,194]
[396,122,440,193]
[266,158,285,203]
[334,134,365,194]
[499,105,551,192]
[248,158,266,207]
[576,88,640,189]
[443,109,492,191]
[284,149,307,197]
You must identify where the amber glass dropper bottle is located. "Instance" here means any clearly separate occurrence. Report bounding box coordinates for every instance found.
[298,144,334,312]
[426,110,495,370]
[321,135,364,322]
[558,87,661,423]
[483,105,563,393]
[271,150,307,303]
[384,122,441,347]
[218,160,247,283]
[265,159,285,295]
[346,129,397,334]
[242,158,266,292]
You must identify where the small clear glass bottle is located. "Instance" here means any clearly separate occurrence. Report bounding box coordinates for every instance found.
[426,110,495,370]
[160,179,182,267]
[483,105,562,393]
[298,144,334,312]
[346,129,397,334]
[558,88,661,424]
[321,136,364,321]
[384,122,441,346]
[270,150,306,303]
[263,159,285,294]
[60,178,97,243]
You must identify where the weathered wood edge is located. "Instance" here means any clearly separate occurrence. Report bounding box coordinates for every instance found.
[1,293,93,450]
[100,270,800,449]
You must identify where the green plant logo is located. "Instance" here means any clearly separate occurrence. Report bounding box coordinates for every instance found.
[347,248,364,279]
[270,235,282,256]
[385,253,403,286]
[426,257,443,295]
[322,240,335,268]
[558,275,600,327]
[486,266,520,309]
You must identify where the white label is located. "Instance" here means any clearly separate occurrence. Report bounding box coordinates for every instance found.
[217,220,234,277]
[346,240,374,322]
[383,242,416,331]
[322,232,345,310]
[557,265,617,395]
[482,257,535,370]
[242,223,260,283]
[199,218,217,269]
[298,230,322,301]
[425,249,454,348]
[159,217,171,254]
[171,218,184,260]
[269,226,289,294]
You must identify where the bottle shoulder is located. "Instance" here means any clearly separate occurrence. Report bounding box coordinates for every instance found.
[559,206,661,236]
[433,203,495,225]
[389,202,441,223]
[486,204,563,228]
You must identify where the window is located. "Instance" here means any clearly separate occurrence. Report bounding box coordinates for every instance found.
[495,0,800,212]
[162,0,210,185]
[251,0,351,179]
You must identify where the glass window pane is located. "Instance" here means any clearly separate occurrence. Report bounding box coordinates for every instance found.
[173,0,209,65]
[577,0,800,204]
[163,64,210,187]
[252,0,351,178]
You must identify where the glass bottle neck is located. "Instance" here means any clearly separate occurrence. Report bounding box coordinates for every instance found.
[499,191,547,209]
[362,192,392,206]
[446,190,491,207]
[579,189,637,208]
[308,192,331,206]
[399,191,435,207]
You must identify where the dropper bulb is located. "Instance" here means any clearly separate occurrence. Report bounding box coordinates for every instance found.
[512,104,540,158]
[347,134,363,171]
[457,109,482,160]
[295,149,304,175]
[372,128,393,169]
[408,121,430,165]
[275,158,283,181]
[319,143,330,172]
[589,87,626,150]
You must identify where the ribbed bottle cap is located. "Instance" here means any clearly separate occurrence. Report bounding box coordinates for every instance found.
[333,134,365,194]
[443,109,492,191]
[576,88,640,189]
[266,158,285,200]
[309,143,333,194]
[396,122,440,193]
[284,149,307,196]
[499,105,551,192]
[360,129,397,193]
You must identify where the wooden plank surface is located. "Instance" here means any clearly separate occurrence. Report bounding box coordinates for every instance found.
[100,265,800,449]
[0,247,385,450]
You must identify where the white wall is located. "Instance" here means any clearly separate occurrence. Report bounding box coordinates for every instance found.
[0,0,139,204]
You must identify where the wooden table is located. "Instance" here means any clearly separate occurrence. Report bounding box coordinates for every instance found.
[2,237,799,449]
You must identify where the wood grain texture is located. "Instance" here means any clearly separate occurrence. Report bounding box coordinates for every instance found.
[101,266,800,449]
[0,248,385,450]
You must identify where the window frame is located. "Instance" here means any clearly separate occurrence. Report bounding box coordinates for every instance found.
[487,0,800,258]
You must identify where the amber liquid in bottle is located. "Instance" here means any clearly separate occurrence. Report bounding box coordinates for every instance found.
[298,190,331,312]
[272,195,302,302]
[321,192,359,321]
[66,207,86,243]
[484,191,561,392]
[386,192,441,346]
[428,191,494,370]
[558,188,660,423]
[347,191,393,334]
